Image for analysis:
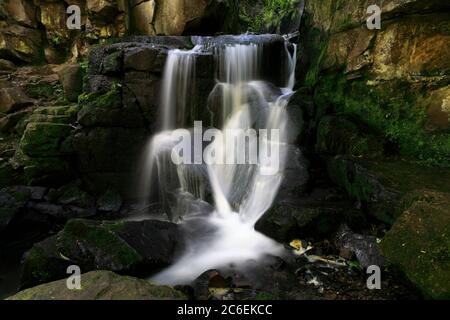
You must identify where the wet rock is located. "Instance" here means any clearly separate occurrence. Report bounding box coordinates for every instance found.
[334,224,385,268]
[21,219,182,288]
[193,270,231,300]
[58,64,83,102]
[97,188,123,212]
[256,189,353,242]
[380,190,450,300]
[9,270,187,300]
[278,146,310,199]
[0,88,33,114]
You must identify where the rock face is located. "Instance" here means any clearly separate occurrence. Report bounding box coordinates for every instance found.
[20,219,182,288]
[380,191,450,300]
[301,0,450,166]
[327,157,450,222]
[8,270,187,300]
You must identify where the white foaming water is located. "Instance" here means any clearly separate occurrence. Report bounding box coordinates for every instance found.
[143,39,298,285]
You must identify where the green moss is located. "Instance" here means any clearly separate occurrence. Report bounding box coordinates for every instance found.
[25,82,56,99]
[103,51,123,74]
[19,122,72,157]
[254,292,276,300]
[328,158,374,203]
[380,191,450,299]
[58,219,141,268]
[314,74,450,166]
[231,0,301,33]
[78,86,121,110]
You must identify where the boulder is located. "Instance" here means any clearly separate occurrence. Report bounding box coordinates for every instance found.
[19,122,73,158]
[334,224,385,268]
[0,59,16,71]
[58,64,83,102]
[255,194,352,242]
[123,47,167,73]
[77,88,144,128]
[87,0,121,23]
[380,190,450,299]
[0,110,28,133]
[0,88,33,114]
[327,157,450,224]
[21,219,182,288]
[4,0,38,28]
[9,270,187,300]
[0,25,42,64]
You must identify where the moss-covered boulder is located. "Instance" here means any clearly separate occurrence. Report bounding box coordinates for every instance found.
[19,122,72,158]
[9,270,187,300]
[327,157,450,224]
[77,87,144,128]
[21,219,182,288]
[379,190,450,299]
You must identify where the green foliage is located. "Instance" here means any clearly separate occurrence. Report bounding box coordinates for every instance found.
[314,74,450,166]
[238,0,301,33]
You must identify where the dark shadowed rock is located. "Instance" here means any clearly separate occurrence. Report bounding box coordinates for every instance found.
[58,64,83,102]
[97,188,122,212]
[334,224,385,268]
[0,88,33,114]
[20,219,183,288]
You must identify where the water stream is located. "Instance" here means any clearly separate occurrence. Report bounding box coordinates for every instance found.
[140,37,298,285]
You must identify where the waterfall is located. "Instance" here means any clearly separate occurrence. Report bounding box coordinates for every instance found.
[142,37,298,284]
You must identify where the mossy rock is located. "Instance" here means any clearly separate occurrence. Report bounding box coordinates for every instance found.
[19,122,72,157]
[379,190,450,299]
[327,157,450,224]
[25,82,57,100]
[102,51,123,75]
[21,219,182,288]
[77,88,143,128]
[33,105,80,118]
[9,270,187,300]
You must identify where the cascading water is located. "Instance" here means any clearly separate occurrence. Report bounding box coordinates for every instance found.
[141,36,298,285]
